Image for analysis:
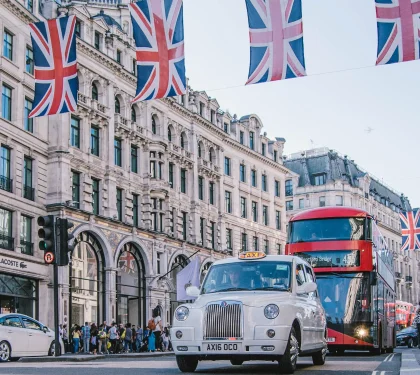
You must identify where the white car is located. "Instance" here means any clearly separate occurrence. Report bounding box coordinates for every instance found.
[0,314,63,361]
[172,253,327,374]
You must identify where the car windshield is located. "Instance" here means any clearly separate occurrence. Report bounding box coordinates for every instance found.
[201,261,291,295]
[399,327,416,334]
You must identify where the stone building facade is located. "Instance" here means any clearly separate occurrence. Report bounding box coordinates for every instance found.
[0,0,288,328]
[283,147,419,305]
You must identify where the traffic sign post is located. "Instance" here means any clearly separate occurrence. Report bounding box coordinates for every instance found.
[44,251,55,264]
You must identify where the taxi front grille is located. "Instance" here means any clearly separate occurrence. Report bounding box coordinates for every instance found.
[203,302,242,340]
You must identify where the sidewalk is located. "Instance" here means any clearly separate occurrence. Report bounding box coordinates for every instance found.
[19,351,175,363]
[400,348,420,374]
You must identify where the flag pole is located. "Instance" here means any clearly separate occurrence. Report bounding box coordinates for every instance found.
[158,249,200,281]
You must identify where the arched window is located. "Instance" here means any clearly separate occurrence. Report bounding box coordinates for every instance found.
[131,107,136,122]
[168,126,172,142]
[92,84,98,101]
[180,133,185,149]
[198,143,202,158]
[152,116,157,134]
[115,97,121,114]
[209,148,214,163]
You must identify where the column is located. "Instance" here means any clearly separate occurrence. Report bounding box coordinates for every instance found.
[105,267,118,323]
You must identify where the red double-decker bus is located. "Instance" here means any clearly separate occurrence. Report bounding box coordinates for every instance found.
[286,207,396,354]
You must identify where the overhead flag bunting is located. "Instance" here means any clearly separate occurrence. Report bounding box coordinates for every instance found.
[245,0,306,85]
[400,208,420,251]
[376,0,420,65]
[29,15,78,118]
[129,0,186,102]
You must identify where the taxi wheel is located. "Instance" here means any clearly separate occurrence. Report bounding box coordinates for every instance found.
[176,355,198,373]
[0,341,11,362]
[278,327,299,374]
[230,359,243,366]
[312,346,327,366]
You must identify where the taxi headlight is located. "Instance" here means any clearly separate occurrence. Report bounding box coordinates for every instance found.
[175,306,189,321]
[264,304,279,319]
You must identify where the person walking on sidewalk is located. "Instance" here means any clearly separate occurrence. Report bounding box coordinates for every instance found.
[62,324,69,353]
[136,325,143,352]
[109,322,118,354]
[82,322,91,354]
[152,309,163,351]
[124,323,133,353]
[72,325,81,354]
[90,323,99,355]
[413,308,420,348]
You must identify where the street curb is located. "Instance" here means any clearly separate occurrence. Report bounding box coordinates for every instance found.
[19,352,174,363]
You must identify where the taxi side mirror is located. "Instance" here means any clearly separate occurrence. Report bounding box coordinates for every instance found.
[297,281,317,295]
[186,286,200,298]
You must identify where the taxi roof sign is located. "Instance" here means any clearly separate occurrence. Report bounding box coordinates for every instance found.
[238,251,266,260]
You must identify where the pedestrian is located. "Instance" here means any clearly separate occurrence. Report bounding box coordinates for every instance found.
[131,325,136,352]
[124,323,133,353]
[72,325,81,354]
[102,321,109,354]
[82,322,91,354]
[152,308,163,351]
[62,324,69,353]
[90,323,99,355]
[117,323,125,353]
[109,322,118,354]
[413,308,420,348]
[136,325,143,352]
[161,327,169,351]
[98,324,107,354]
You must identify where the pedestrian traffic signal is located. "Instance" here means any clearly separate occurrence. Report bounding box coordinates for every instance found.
[37,216,56,265]
[57,218,75,266]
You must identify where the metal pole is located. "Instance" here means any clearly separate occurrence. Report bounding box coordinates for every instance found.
[54,262,60,357]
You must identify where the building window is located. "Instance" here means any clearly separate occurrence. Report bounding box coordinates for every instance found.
[132,58,137,76]
[116,49,122,63]
[275,180,280,197]
[286,201,293,211]
[276,243,282,255]
[92,179,100,215]
[224,157,231,176]
[199,102,205,116]
[75,19,81,37]
[263,205,268,225]
[25,46,34,75]
[72,171,80,209]
[114,97,120,114]
[209,182,215,205]
[157,252,161,274]
[239,131,244,145]
[0,208,13,250]
[336,195,343,206]
[299,198,304,209]
[180,133,185,149]
[23,157,34,201]
[168,127,172,142]
[151,116,157,134]
[0,145,11,192]
[253,236,259,251]
[94,31,100,49]
[26,0,33,12]
[210,221,216,249]
[182,212,187,240]
[180,168,187,193]
[224,122,229,133]
[252,201,258,222]
[225,191,232,213]
[24,98,33,133]
[210,110,215,123]
[2,85,12,121]
[131,145,138,173]
[273,150,278,162]
[285,180,293,196]
[70,117,80,148]
[239,164,246,182]
[251,169,257,187]
[264,239,269,254]
[314,174,326,185]
[20,215,32,255]
[262,143,266,156]
[3,30,13,60]
[226,228,232,251]
[169,163,174,188]
[116,188,123,221]
[90,126,100,156]
[240,197,247,218]
[150,161,156,178]
[249,131,254,150]
[276,211,281,230]
[262,174,267,192]
[133,194,139,227]
[198,176,204,200]
[241,233,247,251]
[114,138,122,167]
[200,217,205,246]
[209,148,214,163]
[92,84,98,101]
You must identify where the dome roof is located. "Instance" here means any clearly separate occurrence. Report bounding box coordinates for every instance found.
[93,10,123,31]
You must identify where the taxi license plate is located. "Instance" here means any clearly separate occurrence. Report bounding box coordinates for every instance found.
[327,337,336,343]
[203,343,241,352]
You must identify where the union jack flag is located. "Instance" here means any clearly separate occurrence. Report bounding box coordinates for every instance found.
[28,16,78,118]
[376,0,420,65]
[129,0,186,102]
[400,208,420,251]
[119,251,136,274]
[245,0,306,85]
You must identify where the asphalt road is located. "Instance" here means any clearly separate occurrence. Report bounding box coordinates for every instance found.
[0,350,404,375]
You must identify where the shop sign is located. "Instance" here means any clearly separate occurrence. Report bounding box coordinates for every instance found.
[0,255,48,277]
[0,256,28,270]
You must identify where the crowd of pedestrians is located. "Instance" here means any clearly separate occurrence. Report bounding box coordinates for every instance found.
[59,310,172,355]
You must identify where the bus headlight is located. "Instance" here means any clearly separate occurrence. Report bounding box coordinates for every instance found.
[264,304,279,319]
[356,327,367,338]
[175,306,190,321]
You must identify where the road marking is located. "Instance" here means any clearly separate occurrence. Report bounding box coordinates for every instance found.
[383,353,395,362]
[372,371,386,375]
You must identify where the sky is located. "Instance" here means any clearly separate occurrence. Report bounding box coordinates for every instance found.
[181,0,420,208]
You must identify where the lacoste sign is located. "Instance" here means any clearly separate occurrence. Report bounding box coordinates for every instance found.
[0,257,27,269]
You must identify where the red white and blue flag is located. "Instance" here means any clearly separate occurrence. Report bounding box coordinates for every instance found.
[29,16,78,118]
[376,0,420,65]
[245,0,306,85]
[119,251,136,274]
[129,0,186,102]
[400,208,420,251]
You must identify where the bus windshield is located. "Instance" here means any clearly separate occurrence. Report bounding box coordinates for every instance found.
[289,218,366,243]
[316,273,371,323]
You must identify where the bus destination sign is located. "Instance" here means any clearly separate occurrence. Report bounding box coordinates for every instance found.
[298,250,360,268]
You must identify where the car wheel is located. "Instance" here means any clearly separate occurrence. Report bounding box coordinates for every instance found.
[312,346,327,366]
[176,355,198,373]
[278,327,299,374]
[408,338,413,348]
[48,341,61,357]
[0,341,11,362]
[230,359,243,366]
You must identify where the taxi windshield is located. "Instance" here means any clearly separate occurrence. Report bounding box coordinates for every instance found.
[201,261,291,295]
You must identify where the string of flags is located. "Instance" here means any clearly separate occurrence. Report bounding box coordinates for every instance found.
[28,0,420,118]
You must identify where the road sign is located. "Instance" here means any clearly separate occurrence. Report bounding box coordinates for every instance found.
[44,251,55,264]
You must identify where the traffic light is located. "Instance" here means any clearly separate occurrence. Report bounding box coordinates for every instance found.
[37,215,56,264]
[57,218,75,266]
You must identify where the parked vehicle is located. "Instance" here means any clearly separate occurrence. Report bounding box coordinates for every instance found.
[0,314,63,362]
[396,326,418,348]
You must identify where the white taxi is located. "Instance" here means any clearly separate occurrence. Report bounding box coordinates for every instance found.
[172,253,327,374]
